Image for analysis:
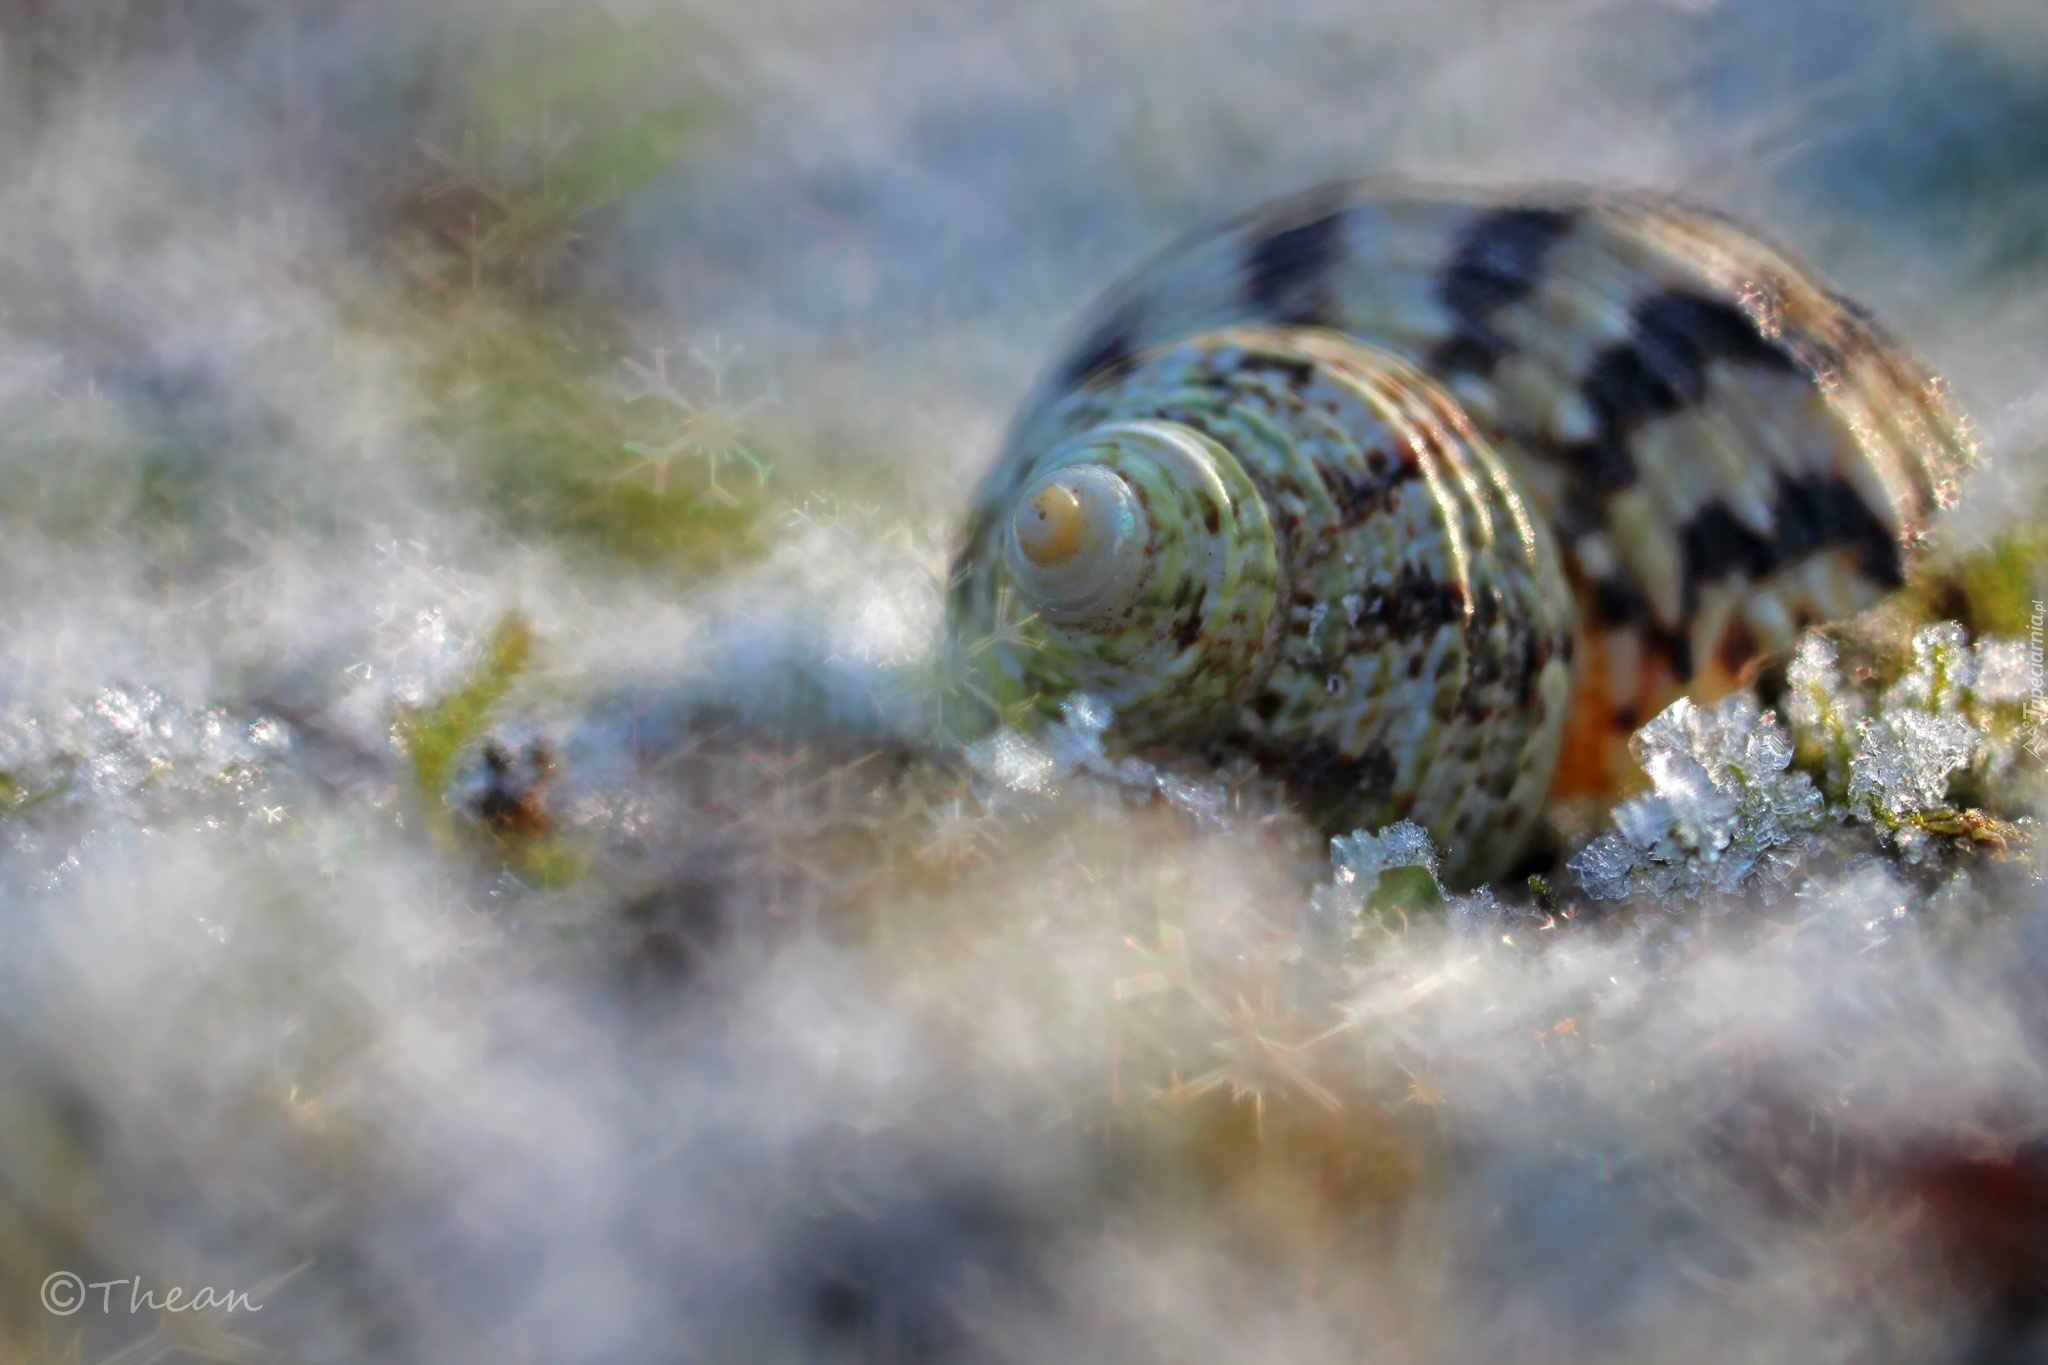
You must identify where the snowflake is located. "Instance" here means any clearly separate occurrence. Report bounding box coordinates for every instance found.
[618,339,777,505]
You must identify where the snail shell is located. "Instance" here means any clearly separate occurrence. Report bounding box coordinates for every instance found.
[948,180,1974,885]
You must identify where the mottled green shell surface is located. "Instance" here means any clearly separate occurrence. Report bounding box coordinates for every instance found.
[949,180,1974,886]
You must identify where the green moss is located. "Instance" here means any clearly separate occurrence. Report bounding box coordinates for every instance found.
[1949,527,2047,638]
[390,613,599,886]
[497,828,591,890]
[0,763,72,818]
[413,302,773,574]
[392,18,779,579]
[1368,864,1444,917]
[465,13,721,208]
[0,396,202,547]
[395,611,537,816]
[406,8,722,301]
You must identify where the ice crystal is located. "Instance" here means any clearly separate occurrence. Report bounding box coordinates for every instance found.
[0,686,288,832]
[964,727,1059,796]
[1153,772,1230,824]
[1444,885,1503,938]
[1848,708,1978,821]
[1973,637,2033,706]
[1884,620,1975,712]
[964,693,1231,822]
[1583,622,2034,897]
[1310,820,1445,944]
[965,693,1108,797]
[1440,883,1567,943]
[1570,696,1823,901]
[1330,820,1440,893]
[1836,623,2030,851]
[1785,633,1864,797]
[1040,692,1113,774]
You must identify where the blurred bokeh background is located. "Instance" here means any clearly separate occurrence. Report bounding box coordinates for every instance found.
[1,1,2046,1361]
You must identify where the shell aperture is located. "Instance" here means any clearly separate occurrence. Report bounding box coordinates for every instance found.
[949,181,1972,885]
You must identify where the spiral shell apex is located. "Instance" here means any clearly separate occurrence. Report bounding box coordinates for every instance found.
[949,181,1972,885]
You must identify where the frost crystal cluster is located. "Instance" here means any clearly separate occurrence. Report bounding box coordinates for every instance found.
[1570,694,1824,901]
[0,686,290,834]
[1309,815,1439,911]
[1577,622,2035,899]
[965,693,1229,821]
[1309,818,1559,948]
[1330,819,1440,893]
[1793,623,2032,861]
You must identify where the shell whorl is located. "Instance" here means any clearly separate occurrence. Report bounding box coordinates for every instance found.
[989,418,1280,738]
[949,179,1974,885]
